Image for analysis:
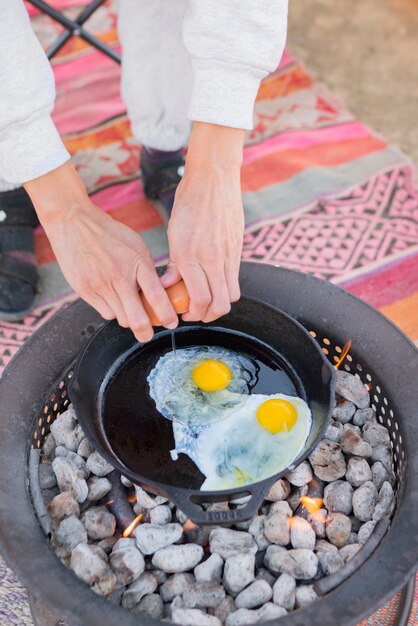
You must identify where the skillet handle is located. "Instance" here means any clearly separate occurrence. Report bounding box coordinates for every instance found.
[169,481,273,526]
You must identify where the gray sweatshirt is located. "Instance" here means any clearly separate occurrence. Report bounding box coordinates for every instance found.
[0,0,288,186]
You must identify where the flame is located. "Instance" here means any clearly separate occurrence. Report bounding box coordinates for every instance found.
[183,519,198,532]
[105,499,115,506]
[300,496,326,521]
[334,339,352,370]
[127,493,136,504]
[123,514,143,537]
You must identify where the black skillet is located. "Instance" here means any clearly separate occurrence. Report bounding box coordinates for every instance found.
[69,296,335,524]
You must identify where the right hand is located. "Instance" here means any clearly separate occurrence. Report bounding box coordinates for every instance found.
[24,163,178,342]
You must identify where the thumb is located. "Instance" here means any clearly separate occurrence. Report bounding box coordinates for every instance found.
[160,259,182,288]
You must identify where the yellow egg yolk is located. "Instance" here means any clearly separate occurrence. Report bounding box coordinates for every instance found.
[256,398,298,434]
[192,360,232,392]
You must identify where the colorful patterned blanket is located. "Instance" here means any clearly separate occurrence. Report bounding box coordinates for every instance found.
[0,2,416,624]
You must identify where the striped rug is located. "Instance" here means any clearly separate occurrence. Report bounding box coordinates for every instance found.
[0,2,416,624]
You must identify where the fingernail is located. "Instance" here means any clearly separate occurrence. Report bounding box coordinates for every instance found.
[167,319,178,330]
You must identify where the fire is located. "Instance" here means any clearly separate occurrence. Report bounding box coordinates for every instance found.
[334,339,352,370]
[299,496,327,523]
[183,519,198,532]
[123,514,143,537]
[127,493,136,503]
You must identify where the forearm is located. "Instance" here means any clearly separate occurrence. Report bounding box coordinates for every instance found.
[186,122,245,173]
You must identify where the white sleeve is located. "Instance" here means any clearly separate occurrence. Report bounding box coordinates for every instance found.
[183,0,288,130]
[0,1,70,185]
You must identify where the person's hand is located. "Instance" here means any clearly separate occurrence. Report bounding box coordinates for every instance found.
[24,163,178,342]
[162,122,245,323]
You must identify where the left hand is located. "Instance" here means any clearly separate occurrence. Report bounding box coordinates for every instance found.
[161,122,245,323]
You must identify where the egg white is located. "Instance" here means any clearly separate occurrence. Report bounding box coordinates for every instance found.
[147,346,258,426]
[172,392,312,490]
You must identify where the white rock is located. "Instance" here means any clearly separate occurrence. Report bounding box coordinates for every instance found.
[285,461,313,486]
[352,481,378,522]
[266,549,318,580]
[50,407,84,452]
[55,515,87,553]
[81,506,116,540]
[209,528,257,559]
[373,481,395,521]
[326,512,352,547]
[150,505,172,525]
[265,478,291,501]
[152,544,204,573]
[70,543,117,596]
[135,523,183,555]
[223,553,255,595]
[52,457,88,503]
[324,480,353,514]
[87,476,111,501]
[295,585,318,608]
[346,457,372,487]
[109,537,145,587]
[86,452,114,477]
[339,543,361,563]
[121,571,157,608]
[160,573,195,602]
[248,516,270,551]
[225,608,259,626]
[172,608,222,626]
[133,593,164,620]
[235,580,272,609]
[183,582,226,609]
[194,553,223,584]
[273,572,296,609]
[290,516,316,549]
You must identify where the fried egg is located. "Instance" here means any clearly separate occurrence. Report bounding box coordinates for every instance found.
[172,393,311,489]
[148,346,258,426]
[147,346,312,491]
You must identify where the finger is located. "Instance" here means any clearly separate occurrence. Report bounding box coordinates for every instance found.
[202,263,231,323]
[160,260,182,289]
[180,262,212,322]
[104,287,130,329]
[225,258,241,303]
[136,265,178,329]
[116,281,154,342]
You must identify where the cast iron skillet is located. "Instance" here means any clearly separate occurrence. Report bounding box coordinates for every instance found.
[69,296,335,524]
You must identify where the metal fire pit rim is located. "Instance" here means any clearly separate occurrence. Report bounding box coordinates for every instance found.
[0,263,417,626]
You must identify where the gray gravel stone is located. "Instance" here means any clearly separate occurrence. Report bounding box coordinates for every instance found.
[39,462,57,489]
[290,516,316,549]
[358,521,377,545]
[135,486,168,510]
[335,371,370,409]
[153,569,168,585]
[109,537,145,587]
[317,550,344,575]
[77,437,94,459]
[352,481,378,522]
[264,503,292,546]
[340,428,373,457]
[353,408,375,427]
[82,506,116,540]
[371,461,389,490]
[152,544,204,573]
[255,568,275,586]
[223,553,255,595]
[86,452,114,477]
[87,476,111,502]
[134,523,183,555]
[265,478,291,501]
[339,543,361,563]
[160,573,195,602]
[287,485,308,512]
[285,461,313,486]
[172,608,222,626]
[309,440,346,482]
[55,515,87,553]
[97,535,118,554]
[47,491,79,522]
[52,457,88,503]
[263,545,287,574]
[332,400,356,423]
[120,475,133,488]
[248,516,270,551]
[42,433,56,462]
[70,543,117,596]
[315,539,339,554]
[308,508,327,539]
[363,421,391,447]
[295,585,318,608]
[272,572,296,609]
[235,580,272,609]
[209,528,257,559]
[225,609,259,626]
[257,604,287,620]
[194,553,223,584]
[325,420,343,443]
[150,505,172,525]
[371,445,393,473]
[266,549,317,580]
[324,480,353,514]
[50,407,84,452]
[134,593,164,620]
[55,448,89,478]
[346,457,373,487]
[122,572,158,608]
[326,512,352,547]
[213,596,236,623]
[373,481,395,521]
[184,582,226,609]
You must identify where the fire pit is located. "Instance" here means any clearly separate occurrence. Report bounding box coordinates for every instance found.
[0,263,417,626]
